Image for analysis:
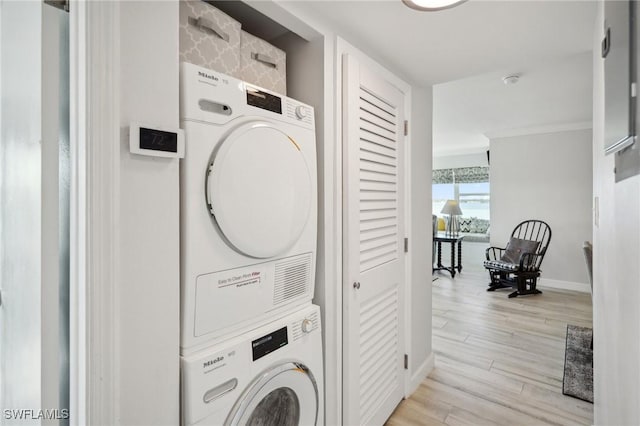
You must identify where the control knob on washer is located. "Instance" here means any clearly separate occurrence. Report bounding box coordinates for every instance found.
[301,318,313,333]
[295,105,307,120]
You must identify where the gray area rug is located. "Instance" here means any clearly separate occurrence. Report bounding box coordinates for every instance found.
[562,325,593,403]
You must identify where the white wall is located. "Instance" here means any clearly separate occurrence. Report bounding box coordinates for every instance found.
[592,2,640,424]
[118,2,180,424]
[0,0,43,413]
[490,129,592,289]
[409,86,434,382]
[433,151,488,170]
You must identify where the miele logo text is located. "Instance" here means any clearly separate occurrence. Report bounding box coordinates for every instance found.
[198,71,219,82]
[203,356,224,368]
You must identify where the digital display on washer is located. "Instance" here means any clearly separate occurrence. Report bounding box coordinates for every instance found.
[246,87,282,114]
[252,326,288,361]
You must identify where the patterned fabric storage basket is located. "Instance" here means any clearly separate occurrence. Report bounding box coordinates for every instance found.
[179,1,241,77]
[239,30,287,95]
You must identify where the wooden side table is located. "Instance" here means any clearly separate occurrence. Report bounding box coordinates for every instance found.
[433,233,464,278]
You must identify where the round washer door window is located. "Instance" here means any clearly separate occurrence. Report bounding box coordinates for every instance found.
[207,122,312,259]
[226,362,318,426]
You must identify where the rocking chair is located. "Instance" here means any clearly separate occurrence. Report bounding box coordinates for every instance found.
[484,220,552,298]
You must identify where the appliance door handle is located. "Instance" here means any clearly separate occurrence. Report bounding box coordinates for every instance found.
[193,16,230,42]
[602,27,611,58]
[251,52,278,69]
[203,378,238,404]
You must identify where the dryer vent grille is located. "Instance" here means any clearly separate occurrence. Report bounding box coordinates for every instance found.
[273,254,312,305]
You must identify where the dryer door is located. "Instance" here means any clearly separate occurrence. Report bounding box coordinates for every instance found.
[206,121,312,259]
[225,362,318,426]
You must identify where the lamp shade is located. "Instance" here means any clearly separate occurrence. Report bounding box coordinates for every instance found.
[441,200,462,216]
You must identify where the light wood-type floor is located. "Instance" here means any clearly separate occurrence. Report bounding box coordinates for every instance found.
[386,270,594,426]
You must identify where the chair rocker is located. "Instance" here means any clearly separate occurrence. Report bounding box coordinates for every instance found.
[484,220,552,298]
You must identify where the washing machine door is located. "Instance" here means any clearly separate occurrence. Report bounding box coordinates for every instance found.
[206,121,312,259]
[225,362,318,426]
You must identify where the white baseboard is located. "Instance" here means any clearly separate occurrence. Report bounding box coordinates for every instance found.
[406,352,435,397]
[538,278,591,293]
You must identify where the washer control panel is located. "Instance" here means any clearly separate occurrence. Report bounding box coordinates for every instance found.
[291,310,319,341]
[301,318,313,333]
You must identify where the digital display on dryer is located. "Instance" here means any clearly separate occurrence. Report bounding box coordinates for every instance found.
[252,327,288,361]
[246,87,282,114]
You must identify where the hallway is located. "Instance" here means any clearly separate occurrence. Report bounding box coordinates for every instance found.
[387,271,593,425]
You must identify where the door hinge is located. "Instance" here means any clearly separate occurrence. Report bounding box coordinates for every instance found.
[404,354,408,369]
[404,120,409,136]
[44,0,69,12]
[404,237,409,253]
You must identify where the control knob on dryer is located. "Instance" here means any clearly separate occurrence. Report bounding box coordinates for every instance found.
[301,318,313,333]
[295,105,308,120]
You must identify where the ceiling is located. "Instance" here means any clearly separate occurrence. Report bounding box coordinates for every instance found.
[433,51,593,156]
[283,0,597,157]
[285,0,597,86]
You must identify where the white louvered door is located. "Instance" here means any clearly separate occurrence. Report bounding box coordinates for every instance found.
[343,53,406,426]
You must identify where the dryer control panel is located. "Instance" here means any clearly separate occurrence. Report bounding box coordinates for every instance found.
[244,85,314,127]
[180,62,315,130]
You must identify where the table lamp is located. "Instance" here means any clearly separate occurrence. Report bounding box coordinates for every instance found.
[441,200,462,237]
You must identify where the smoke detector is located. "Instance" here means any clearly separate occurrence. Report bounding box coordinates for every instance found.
[502,75,520,85]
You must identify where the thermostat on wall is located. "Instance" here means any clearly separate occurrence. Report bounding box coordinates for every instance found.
[129,122,184,158]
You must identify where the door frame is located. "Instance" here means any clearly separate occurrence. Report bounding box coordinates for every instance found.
[336,37,413,421]
[69,1,120,424]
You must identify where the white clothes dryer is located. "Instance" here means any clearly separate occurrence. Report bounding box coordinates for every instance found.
[179,63,317,353]
[181,304,323,426]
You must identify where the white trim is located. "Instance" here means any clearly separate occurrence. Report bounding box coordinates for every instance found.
[407,352,434,397]
[69,1,120,424]
[434,145,490,158]
[69,2,86,422]
[484,121,593,140]
[538,278,591,293]
[403,88,413,400]
[328,34,342,426]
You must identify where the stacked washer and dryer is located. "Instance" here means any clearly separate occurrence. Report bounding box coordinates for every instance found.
[179,62,323,425]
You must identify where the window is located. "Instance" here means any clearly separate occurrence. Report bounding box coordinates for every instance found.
[432,167,490,220]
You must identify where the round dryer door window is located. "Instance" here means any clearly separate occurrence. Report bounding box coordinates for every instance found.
[207,122,312,259]
[226,362,318,426]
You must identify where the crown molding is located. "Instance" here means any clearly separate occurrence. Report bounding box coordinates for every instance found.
[484,121,593,140]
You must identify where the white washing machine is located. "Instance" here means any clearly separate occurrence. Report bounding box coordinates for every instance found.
[179,62,317,352]
[181,304,323,426]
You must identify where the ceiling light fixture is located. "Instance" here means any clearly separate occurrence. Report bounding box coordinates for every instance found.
[502,75,520,85]
[402,0,467,12]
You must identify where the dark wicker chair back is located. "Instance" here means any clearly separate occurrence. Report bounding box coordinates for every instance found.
[510,220,552,270]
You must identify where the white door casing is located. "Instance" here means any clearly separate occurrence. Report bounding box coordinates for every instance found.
[342,53,406,426]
